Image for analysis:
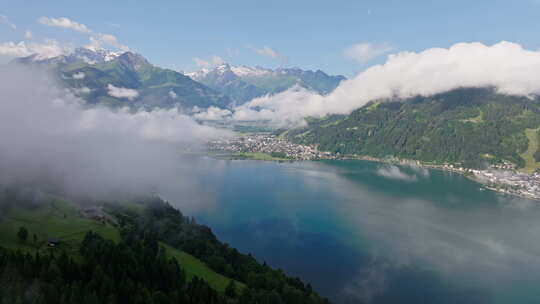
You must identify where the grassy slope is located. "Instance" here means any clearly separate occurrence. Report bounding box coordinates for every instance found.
[0,199,119,256]
[0,199,240,293]
[232,152,289,161]
[162,243,245,292]
[520,128,540,173]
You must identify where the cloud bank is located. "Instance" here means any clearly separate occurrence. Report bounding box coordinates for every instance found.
[0,40,69,59]
[228,41,540,126]
[0,64,229,202]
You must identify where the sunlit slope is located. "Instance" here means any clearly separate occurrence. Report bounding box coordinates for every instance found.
[163,243,245,292]
[0,199,241,292]
[287,87,540,169]
[0,198,119,255]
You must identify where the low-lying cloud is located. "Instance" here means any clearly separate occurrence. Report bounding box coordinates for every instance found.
[0,40,69,60]
[107,84,139,100]
[0,64,229,202]
[376,165,418,182]
[72,72,85,79]
[222,41,540,126]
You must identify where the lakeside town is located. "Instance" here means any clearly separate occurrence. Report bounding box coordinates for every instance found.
[208,133,540,201]
[207,133,336,160]
[442,164,540,201]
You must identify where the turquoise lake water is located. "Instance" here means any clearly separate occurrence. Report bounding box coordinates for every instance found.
[174,158,540,303]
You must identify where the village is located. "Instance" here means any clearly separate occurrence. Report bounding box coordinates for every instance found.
[207,133,336,160]
[441,164,540,200]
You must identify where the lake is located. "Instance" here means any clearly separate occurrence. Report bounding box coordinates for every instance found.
[173,158,540,303]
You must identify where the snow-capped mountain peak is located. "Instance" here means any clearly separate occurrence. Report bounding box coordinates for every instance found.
[186,63,271,80]
[15,47,126,65]
[230,65,271,77]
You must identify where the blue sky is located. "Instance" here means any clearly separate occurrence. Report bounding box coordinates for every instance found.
[1,0,540,76]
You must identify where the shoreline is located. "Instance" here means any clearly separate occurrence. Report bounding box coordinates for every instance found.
[206,133,540,202]
[338,154,540,202]
[210,150,540,202]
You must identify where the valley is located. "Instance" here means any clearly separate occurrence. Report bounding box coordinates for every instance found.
[2,3,540,303]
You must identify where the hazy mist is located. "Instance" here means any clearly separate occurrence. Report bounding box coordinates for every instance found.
[0,64,230,208]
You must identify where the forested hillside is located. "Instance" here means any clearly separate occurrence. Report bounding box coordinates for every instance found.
[286,88,540,169]
[0,188,330,304]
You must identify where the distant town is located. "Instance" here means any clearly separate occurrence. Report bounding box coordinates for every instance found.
[207,133,335,160]
[442,164,540,201]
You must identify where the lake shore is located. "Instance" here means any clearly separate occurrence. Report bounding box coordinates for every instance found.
[336,154,540,202]
[204,132,540,202]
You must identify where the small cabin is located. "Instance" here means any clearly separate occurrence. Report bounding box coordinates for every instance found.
[47,238,60,247]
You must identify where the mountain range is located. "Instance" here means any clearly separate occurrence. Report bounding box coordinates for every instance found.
[15,48,345,110]
[187,63,345,105]
[16,48,231,110]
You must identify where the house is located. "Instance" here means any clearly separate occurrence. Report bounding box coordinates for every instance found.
[47,238,60,247]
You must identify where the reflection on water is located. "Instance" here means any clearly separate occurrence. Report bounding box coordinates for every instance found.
[180,159,540,304]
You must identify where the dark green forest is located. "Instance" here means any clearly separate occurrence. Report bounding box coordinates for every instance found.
[0,190,330,304]
[286,88,540,169]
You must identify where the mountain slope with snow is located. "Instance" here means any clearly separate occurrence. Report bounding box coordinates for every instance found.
[15,48,231,109]
[187,63,345,104]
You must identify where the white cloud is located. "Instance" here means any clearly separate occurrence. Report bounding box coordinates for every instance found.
[0,41,30,57]
[193,55,225,68]
[193,106,232,120]
[0,65,230,201]
[0,15,16,30]
[107,84,139,100]
[376,165,418,182]
[24,30,33,40]
[345,42,394,63]
[232,85,317,125]
[211,55,225,65]
[194,57,210,68]
[232,41,540,125]
[37,16,128,52]
[169,90,178,99]
[87,33,129,52]
[72,87,91,95]
[253,46,280,58]
[38,16,90,33]
[0,40,69,59]
[72,72,85,79]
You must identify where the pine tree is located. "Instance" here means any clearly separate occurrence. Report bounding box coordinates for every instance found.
[225,280,237,299]
[17,227,28,243]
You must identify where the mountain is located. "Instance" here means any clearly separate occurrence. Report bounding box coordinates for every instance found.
[16,47,124,65]
[285,88,540,169]
[187,63,346,105]
[15,48,231,110]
